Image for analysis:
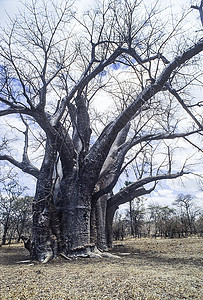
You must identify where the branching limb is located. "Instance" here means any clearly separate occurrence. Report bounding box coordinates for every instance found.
[165,83,203,130]
[52,46,123,124]
[0,95,32,116]
[0,154,39,178]
[0,115,40,178]
[184,137,203,153]
[85,38,203,185]
[107,171,187,208]
[120,47,169,65]
[191,0,203,26]
[0,108,31,117]
[93,129,199,201]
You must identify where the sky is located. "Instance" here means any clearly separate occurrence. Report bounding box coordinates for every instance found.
[0,0,202,211]
[0,0,200,25]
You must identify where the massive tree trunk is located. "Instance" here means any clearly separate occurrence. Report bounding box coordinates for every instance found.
[29,127,202,262]
[31,139,60,262]
[60,180,92,256]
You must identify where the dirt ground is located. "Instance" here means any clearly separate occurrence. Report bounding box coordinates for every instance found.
[0,237,202,299]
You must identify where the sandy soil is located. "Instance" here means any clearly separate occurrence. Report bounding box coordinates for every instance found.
[0,237,203,299]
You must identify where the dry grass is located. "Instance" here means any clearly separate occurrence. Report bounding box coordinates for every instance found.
[0,237,203,299]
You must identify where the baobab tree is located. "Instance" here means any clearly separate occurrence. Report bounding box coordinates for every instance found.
[0,0,202,262]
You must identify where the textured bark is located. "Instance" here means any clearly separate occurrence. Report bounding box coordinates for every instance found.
[95,196,108,250]
[90,202,97,245]
[106,204,118,249]
[31,139,58,262]
[60,183,92,255]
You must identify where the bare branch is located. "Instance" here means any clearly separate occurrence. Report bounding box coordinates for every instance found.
[0,154,39,178]
[85,39,203,183]
[93,128,200,201]
[191,0,203,26]
[108,171,188,208]
[165,83,203,130]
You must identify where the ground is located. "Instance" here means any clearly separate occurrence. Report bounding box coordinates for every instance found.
[0,237,203,299]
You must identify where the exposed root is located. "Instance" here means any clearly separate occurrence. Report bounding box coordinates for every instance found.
[16,260,31,264]
[118,252,131,256]
[16,260,34,266]
[86,248,121,259]
[100,252,121,259]
[59,246,121,260]
[89,252,102,258]
[41,253,53,264]
[60,253,72,260]
[87,248,102,258]
[31,245,122,263]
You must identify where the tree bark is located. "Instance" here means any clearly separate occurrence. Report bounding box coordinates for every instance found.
[95,196,108,250]
[60,181,93,256]
[31,139,58,262]
[106,204,118,249]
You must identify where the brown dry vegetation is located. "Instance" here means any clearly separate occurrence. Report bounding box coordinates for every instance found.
[0,237,203,299]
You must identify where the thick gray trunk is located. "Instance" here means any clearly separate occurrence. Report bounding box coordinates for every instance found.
[61,204,91,255]
[32,182,93,260]
[95,196,108,250]
[60,178,93,256]
[90,202,97,245]
[31,139,59,262]
[106,204,118,248]
[31,179,60,262]
[31,203,58,262]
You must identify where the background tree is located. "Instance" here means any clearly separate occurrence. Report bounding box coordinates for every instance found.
[113,196,202,241]
[147,204,176,238]
[173,193,200,235]
[0,176,31,245]
[126,197,146,237]
[112,212,126,242]
[195,212,203,236]
[13,196,33,242]
[0,0,202,262]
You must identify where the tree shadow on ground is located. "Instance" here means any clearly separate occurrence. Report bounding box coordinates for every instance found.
[0,245,30,265]
[112,244,203,268]
[1,243,203,268]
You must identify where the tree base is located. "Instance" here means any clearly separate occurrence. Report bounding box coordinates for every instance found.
[27,244,121,263]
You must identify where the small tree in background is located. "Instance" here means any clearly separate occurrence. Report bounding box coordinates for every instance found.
[13,196,33,242]
[173,194,200,235]
[195,212,203,236]
[113,212,127,241]
[113,194,202,240]
[126,197,146,238]
[0,176,32,245]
